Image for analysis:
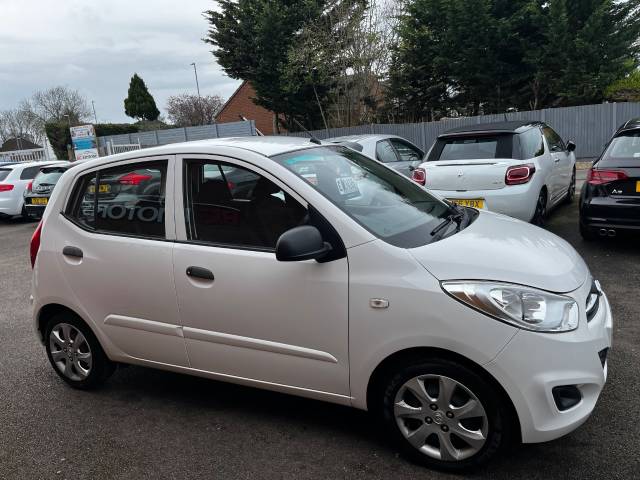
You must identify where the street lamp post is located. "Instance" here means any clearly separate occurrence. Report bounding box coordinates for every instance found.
[190,62,204,125]
[91,101,98,124]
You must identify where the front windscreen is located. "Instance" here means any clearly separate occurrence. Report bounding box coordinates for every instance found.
[272,146,452,248]
[599,132,640,168]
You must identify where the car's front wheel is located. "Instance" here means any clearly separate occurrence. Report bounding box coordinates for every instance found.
[45,314,115,389]
[380,359,512,471]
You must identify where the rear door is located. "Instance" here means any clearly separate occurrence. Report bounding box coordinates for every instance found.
[57,156,188,366]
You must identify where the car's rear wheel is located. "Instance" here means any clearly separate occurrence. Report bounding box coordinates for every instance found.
[45,314,115,389]
[532,190,548,226]
[564,168,576,204]
[380,359,511,471]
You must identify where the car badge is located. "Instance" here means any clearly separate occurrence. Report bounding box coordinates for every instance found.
[457,171,464,177]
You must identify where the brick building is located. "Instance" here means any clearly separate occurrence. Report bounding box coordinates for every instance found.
[215,81,284,135]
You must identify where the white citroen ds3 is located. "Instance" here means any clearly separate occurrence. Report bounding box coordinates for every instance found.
[31,137,612,470]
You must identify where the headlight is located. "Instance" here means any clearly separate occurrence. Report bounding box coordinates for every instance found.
[442,281,579,332]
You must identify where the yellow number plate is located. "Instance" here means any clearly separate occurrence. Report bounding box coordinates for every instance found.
[448,198,485,209]
[636,181,640,193]
[88,184,111,194]
[31,198,48,205]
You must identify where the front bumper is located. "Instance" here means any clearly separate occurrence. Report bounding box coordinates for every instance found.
[485,279,613,443]
[429,183,537,222]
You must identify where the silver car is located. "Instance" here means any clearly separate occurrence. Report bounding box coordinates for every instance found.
[325,134,424,177]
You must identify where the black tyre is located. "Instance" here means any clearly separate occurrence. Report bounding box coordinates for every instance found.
[45,314,115,389]
[380,359,513,471]
[531,189,548,226]
[564,168,576,205]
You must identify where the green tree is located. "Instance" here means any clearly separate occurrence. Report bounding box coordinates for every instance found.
[606,69,640,101]
[124,74,160,121]
[205,0,335,131]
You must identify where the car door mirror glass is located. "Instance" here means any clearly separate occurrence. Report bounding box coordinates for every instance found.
[566,141,576,152]
[276,226,332,262]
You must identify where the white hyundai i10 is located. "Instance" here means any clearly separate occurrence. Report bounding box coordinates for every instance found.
[31,137,611,471]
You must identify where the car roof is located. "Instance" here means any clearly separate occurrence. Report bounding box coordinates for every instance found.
[440,121,542,137]
[616,118,640,135]
[74,136,332,171]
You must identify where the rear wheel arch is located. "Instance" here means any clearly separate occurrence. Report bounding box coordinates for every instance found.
[366,347,521,442]
[37,304,100,348]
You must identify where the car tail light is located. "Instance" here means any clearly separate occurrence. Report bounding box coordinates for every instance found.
[586,168,628,185]
[119,172,152,185]
[506,164,536,185]
[26,181,33,192]
[412,168,426,186]
[0,184,15,192]
[30,221,43,269]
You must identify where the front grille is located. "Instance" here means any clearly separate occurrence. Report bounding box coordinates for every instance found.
[586,279,602,322]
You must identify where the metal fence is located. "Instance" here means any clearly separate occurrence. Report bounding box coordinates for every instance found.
[97,120,256,151]
[0,148,49,163]
[287,102,640,159]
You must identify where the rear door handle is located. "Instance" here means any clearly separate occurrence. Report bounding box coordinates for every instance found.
[62,246,83,259]
[186,266,214,281]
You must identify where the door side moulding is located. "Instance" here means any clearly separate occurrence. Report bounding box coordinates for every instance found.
[104,315,184,338]
[183,326,338,364]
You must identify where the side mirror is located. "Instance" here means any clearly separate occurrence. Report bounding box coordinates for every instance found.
[276,226,332,262]
[566,141,576,152]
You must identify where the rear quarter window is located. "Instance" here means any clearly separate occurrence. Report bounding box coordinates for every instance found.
[20,166,42,180]
[0,169,11,181]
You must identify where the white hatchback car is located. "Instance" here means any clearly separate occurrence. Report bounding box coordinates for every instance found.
[412,121,576,224]
[31,137,611,470]
[0,160,68,219]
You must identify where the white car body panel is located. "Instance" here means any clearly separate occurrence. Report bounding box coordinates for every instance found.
[32,136,611,446]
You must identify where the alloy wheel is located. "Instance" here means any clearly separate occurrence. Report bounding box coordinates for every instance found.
[394,374,488,462]
[533,191,547,225]
[49,323,93,381]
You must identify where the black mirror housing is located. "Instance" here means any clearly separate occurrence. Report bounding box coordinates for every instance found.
[276,226,332,262]
[567,141,576,152]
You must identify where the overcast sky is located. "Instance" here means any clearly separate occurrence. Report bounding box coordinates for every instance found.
[0,0,241,123]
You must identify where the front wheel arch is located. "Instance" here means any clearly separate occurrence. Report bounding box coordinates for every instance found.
[366,347,521,443]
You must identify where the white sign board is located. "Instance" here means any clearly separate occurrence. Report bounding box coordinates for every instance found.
[70,124,99,161]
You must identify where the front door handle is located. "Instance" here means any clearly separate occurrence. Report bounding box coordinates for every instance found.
[62,246,83,259]
[186,266,215,281]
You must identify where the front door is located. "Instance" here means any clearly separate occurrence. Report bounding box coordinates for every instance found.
[172,156,350,396]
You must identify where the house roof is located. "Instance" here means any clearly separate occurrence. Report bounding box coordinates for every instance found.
[215,80,250,121]
[0,138,42,152]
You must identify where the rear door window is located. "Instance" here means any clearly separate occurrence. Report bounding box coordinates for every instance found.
[67,161,167,238]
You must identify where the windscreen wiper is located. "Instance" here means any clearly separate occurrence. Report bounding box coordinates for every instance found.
[430,209,465,237]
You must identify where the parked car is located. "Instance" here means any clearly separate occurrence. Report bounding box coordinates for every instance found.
[326,134,424,177]
[0,161,68,219]
[412,121,576,225]
[580,118,640,240]
[23,164,72,219]
[32,137,611,471]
